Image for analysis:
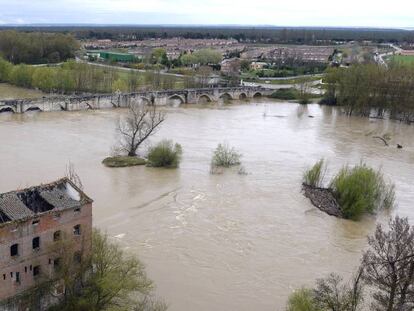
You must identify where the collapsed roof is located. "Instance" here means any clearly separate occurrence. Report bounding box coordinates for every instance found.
[0,178,92,225]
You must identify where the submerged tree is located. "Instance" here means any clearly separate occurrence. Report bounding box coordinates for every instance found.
[116,103,166,157]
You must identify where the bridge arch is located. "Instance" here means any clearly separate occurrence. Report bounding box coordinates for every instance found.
[253,92,262,98]
[219,93,233,101]
[197,94,213,104]
[140,97,152,106]
[239,93,247,100]
[0,106,16,113]
[25,106,42,112]
[167,94,185,107]
[80,102,93,110]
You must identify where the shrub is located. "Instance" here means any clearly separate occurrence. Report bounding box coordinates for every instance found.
[303,159,326,188]
[147,140,182,168]
[330,163,395,220]
[211,143,242,168]
[287,288,318,311]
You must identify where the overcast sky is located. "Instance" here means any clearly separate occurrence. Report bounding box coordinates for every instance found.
[0,0,413,28]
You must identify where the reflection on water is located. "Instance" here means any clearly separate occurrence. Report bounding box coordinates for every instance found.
[1,101,414,311]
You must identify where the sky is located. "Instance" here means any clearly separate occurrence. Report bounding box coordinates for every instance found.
[0,0,413,28]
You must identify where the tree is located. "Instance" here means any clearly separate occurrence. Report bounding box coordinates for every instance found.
[46,230,164,311]
[297,81,311,105]
[150,48,168,66]
[313,272,364,311]
[116,103,166,156]
[81,230,154,310]
[362,217,414,311]
[240,60,250,72]
[197,66,213,87]
[193,49,222,65]
[0,57,12,82]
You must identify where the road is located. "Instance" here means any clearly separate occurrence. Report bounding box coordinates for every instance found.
[377,44,402,67]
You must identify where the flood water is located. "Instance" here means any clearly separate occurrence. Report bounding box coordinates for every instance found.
[1,101,414,310]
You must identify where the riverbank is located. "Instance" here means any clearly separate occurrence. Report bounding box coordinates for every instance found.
[0,83,46,100]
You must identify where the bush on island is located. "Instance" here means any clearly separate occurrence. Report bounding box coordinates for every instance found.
[147,140,183,168]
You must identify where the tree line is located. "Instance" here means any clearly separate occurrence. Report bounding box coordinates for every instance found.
[4,26,414,45]
[0,58,194,94]
[322,63,414,123]
[0,30,79,64]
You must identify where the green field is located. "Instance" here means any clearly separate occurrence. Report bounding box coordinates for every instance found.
[390,54,414,65]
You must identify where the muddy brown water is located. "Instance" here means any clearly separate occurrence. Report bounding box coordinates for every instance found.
[1,101,414,310]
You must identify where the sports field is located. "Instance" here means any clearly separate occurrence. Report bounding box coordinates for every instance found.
[390,54,414,65]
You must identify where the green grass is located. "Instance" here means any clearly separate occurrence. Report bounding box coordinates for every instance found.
[102,156,147,167]
[263,76,321,85]
[303,159,326,188]
[390,55,414,65]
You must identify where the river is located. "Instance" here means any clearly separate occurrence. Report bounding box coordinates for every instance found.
[1,101,413,310]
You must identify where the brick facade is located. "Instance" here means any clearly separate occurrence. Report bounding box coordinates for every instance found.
[0,179,93,310]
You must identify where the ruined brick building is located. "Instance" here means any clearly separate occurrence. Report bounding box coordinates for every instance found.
[0,178,93,310]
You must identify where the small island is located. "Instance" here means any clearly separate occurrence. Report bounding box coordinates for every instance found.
[302,159,395,220]
[102,156,147,167]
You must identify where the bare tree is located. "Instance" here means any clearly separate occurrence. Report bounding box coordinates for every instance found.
[313,272,364,311]
[116,103,166,157]
[65,162,83,190]
[362,216,414,311]
[197,65,213,87]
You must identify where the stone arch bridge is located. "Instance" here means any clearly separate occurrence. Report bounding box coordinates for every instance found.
[0,87,272,113]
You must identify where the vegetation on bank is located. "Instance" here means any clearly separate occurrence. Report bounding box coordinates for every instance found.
[247,63,327,79]
[147,140,183,168]
[0,58,191,94]
[270,88,299,100]
[102,156,147,167]
[287,216,414,311]
[0,30,79,64]
[269,88,319,104]
[321,64,414,123]
[302,161,395,220]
